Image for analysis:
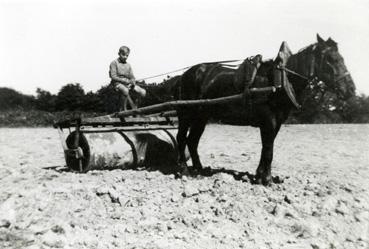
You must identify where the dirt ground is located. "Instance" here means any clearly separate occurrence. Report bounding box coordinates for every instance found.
[0,124,368,249]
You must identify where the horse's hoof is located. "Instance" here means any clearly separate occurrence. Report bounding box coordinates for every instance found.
[262,178,272,186]
[193,163,203,170]
[181,167,190,177]
[254,174,272,186]
[201,166,212,176]
[254,177,263,185]
[190,167,201,175]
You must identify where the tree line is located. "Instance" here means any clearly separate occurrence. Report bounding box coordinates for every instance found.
[0,80,175,113]
[0,78,368,124]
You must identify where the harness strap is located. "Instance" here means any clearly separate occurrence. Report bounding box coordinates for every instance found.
[277,65,309,80]
[276,65,306,110]
[243,55,263,123]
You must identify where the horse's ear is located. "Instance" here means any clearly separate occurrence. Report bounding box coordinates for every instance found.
[317,34,325,44]
[279,42,292,56]
[326,37,337,48]
[276,41,292,65]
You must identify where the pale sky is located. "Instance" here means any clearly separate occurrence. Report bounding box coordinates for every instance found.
[1,0,369,95]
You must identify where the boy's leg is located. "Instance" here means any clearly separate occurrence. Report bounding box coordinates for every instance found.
[122,97,128,111]
[133,85,146,98]
[126,94,137,110]
[130,85,146,109]
[116,84,136,110]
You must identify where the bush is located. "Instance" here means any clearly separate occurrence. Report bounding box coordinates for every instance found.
[55,83,85,111]
[35,88,57,112]
[0,87,35,110]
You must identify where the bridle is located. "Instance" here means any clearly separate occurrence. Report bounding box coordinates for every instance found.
[315,46,351,84]
[334,71,351,83]
[277,45,350,90]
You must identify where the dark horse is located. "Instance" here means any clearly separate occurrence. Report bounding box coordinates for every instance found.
[176,34,355,185]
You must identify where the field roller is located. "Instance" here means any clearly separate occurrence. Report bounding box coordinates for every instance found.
[54,114,185,173]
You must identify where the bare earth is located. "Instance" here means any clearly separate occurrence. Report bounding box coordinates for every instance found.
[0,124,368,249]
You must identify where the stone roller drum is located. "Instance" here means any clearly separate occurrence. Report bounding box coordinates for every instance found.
[56,116,188,174]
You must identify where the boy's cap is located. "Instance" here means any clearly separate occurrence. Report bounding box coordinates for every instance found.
[119,46,130,54]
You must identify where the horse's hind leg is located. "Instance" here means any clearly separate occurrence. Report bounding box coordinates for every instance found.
[176,114,191,174]
[187,116,207,170]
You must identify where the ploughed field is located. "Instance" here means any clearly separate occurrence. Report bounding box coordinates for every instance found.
[0,124,368,249]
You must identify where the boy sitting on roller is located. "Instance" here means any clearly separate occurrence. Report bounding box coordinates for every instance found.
[109,46,146,111]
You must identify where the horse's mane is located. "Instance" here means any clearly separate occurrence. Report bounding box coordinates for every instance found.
[297,43,317,53]
[286,43,317,79]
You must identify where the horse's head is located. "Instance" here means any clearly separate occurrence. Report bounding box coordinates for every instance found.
[312,34,355,99]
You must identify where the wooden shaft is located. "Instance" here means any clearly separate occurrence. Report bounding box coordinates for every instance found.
[113,86,276,118]
[112,94,242,118]
[146,110,178,117]
[81,125,178,133]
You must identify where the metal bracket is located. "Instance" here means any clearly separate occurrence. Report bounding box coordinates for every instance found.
[64,147,84,160]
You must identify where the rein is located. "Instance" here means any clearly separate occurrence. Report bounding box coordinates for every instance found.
[137,59,243,82]
[276,64,320,97]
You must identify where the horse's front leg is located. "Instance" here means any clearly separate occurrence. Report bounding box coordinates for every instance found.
[176,114,191,175]
[255,119,280,185]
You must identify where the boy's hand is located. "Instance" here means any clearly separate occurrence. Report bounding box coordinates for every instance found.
[127,79,135,90]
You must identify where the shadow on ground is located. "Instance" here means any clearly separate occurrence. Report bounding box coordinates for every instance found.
[43,164,285,185]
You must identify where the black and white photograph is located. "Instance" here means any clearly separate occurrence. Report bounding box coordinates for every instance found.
[0,0,368,248]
